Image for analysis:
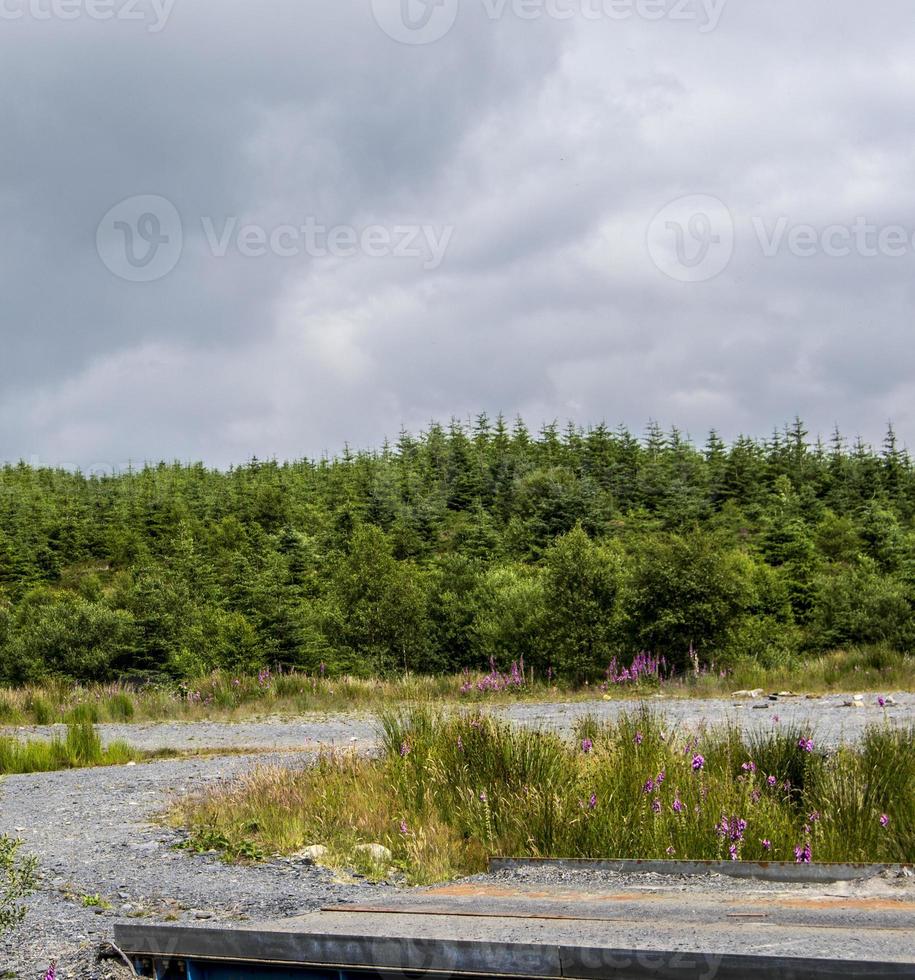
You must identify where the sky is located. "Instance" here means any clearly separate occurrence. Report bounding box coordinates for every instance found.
[2,0,914,470]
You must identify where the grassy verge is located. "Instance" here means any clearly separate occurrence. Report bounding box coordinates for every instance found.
[1,648,912,727]
[168,707,915,884]
[0,718,140,774]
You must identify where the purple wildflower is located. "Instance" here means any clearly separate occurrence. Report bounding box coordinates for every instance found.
[877,697,886,708]
[798,738,814,753]
[729,844,739,861]
[656,770,666,785]
[581,738,593,754]
[643,778,655,795]
[808,811,820,824]
[666,846,676,856]
[400,741,411,757]
[43,965,56,980]
[794,842,812,864]
[751,790,761,804]
[672,796,684,814]
[761,838,771,851]
[634,731,644,746]
[767,775,777,788]
[399,820,409,835]
[479,791,488,803]
[588,793,598,810]
[652,798,662,813]
[880,813,890,828]
[691,754,705,772]
[741,761,757,773]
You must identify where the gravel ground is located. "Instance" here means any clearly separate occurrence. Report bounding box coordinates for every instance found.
[0,695,912,978]
[3,692,912,752]
[0,752,383,979]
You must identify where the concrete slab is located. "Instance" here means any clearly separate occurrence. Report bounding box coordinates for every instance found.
[115,874,915,978]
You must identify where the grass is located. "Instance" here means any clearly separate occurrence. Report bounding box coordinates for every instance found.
[168,707,915,884]
[0,718,141,775]
[0,648,911,727]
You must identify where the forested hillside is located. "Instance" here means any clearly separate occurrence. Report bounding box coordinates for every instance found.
[1,417,913,684]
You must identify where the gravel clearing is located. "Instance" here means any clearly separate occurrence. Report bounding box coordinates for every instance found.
[3,692,913,752]
[0,752,385,979]
[0,695,912,978]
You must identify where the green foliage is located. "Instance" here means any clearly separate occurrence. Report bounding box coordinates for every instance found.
[0,418,912,684]
[0,835,37,937]
[624,531,756,669]
[540,526,624,680]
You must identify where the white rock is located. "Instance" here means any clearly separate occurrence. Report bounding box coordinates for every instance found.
[296,844,328,860]
[355,843,392,863]
[732,689,765,699]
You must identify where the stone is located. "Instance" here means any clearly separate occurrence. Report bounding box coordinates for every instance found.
[296,844,328,860]
[732,689,764,699]
[355,843,393,863]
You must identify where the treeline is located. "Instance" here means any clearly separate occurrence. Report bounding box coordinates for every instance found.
[0,416,913,683]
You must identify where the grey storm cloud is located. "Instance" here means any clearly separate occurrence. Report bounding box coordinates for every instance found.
[1,0,914,468]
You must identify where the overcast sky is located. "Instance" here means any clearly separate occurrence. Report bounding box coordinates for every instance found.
[2,0,914,470]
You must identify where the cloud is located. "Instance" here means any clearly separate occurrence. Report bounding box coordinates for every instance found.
[1,0,913,466]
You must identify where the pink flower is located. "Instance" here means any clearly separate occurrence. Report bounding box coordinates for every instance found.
[691,754,705,772]
[798,738,814,753]
[880,813,890,828]
[399,820,409,835]
[761,838,771,851]
[581,738,593,754]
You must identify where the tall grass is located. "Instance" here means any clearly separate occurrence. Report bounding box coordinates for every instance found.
[1,649,911,726]
[0,719,137,775]
[170,708,914,883]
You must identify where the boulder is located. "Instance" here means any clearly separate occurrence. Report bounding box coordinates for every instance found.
[355,843,393,863]
[296,844,328,861]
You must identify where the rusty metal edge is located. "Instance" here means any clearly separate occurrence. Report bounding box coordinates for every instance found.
[488,856,914,883]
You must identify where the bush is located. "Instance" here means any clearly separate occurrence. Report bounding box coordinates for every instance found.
[808,561,912,651]
[2,591,136,683]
